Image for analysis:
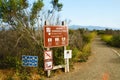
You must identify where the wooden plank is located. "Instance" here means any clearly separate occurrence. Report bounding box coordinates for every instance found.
[52,65,65,70]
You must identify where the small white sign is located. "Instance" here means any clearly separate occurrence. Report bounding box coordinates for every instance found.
[44,51,52,60]
[64,50,72,59]
[44,60,53,71]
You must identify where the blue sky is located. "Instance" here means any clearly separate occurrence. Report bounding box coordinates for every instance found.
[43,0,120,28]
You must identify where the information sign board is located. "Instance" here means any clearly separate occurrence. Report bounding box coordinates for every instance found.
[44,26,68,48]
[22,55,38,67]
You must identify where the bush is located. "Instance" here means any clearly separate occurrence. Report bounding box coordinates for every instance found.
[0,29,95,78]
[101,35,112,44]
[0,56,21,69]
[111,35,120,47]
[69,31,96,63]
[72,47,81,62]
[80,43,91,62]
[83,32,97,43]
[52,47,64,65]
[89,32,97,41]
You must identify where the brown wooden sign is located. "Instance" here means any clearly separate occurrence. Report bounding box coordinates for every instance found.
[44,25,68,48]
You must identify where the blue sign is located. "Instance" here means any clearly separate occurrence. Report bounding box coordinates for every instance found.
[22,55,38,67]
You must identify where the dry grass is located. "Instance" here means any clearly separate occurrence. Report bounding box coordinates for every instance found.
[0,69,44,80]
[0,69,15,80]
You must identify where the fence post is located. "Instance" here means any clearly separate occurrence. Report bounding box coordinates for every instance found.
[44,21,51,77]
[62,21,69,72]
[47,48,51,77]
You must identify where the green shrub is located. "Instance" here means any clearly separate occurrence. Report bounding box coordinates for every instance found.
[97,30,105,35]
[111,35,120,47]
[80,43,91,62]
[83,32,97,43]
[69,47,82,67]
[101,34,120,48]
[89,32,97,41]
[101,35,112,44]
[83,34,91,43]
[52,47,64,65]
[0,56,21,69]
[82,43,91,53]
[0,29,95,77]
[72,47,81,62]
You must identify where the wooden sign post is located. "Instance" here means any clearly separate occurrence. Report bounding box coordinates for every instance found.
[44,21,51,77]
[62,21,69,72]
[64,50,72,72]
[47,48,51,77]
[43,21,70,77]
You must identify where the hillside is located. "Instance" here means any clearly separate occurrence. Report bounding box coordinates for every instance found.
[69,25,120,30]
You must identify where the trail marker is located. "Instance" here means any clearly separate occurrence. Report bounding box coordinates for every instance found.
[44,50,52,60]
[64,50,72,59]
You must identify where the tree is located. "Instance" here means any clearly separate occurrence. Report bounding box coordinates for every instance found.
[43,0,63,25]
[0,0,63,45]
[0,0,63,69]
[0,0,44,48]
[0,0,43,26]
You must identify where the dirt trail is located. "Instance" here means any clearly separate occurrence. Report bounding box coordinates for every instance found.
[47,37,120,80]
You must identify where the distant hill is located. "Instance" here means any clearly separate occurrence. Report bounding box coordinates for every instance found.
[0,25,119,31]
[69,25,119,30]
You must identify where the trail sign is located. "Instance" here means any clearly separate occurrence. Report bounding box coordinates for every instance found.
[44,60,53,71]
[44,26,68,48]
[64,50,72,59]
[44,50,52,60]
[22,55,38,67]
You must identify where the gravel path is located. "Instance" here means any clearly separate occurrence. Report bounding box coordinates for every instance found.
[47,37,120,80]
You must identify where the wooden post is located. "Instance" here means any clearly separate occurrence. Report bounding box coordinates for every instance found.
[62,21,69,72]
[67,58,69,72]
[47,48,51,77]
[64,46,67,72]
[45,21,51,77]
